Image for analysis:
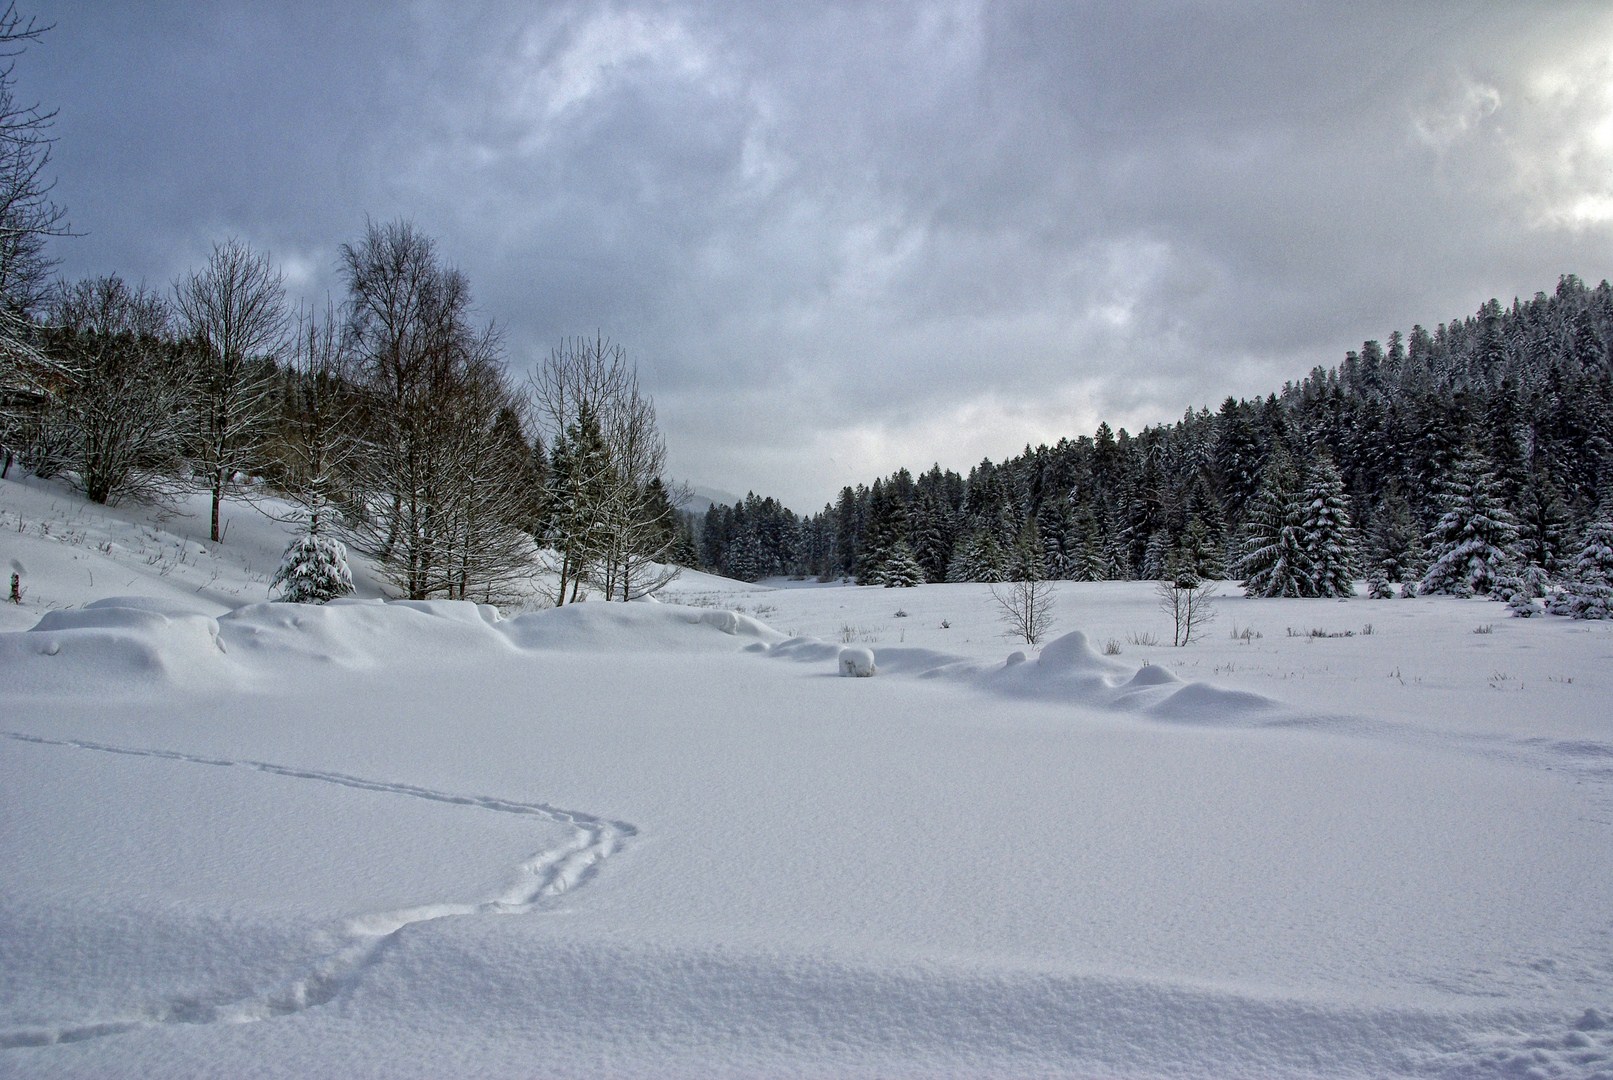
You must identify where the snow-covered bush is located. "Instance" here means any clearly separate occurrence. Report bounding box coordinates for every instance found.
[838,647,876,677]
[1507,591,1542,618]
[1546,581,1613,620]
[1490,567,1523,604]
[1570,517,1613,583]
[1545,518,1613,620]
[1367,566,1394,599]
[270,533,354,604]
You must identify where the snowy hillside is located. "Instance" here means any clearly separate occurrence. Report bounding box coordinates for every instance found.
[3,473,1612,1078]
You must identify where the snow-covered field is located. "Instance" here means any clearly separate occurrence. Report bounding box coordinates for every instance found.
[3,472,1611,1078]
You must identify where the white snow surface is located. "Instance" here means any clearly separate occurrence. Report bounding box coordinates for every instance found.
[3,473,1613,1078]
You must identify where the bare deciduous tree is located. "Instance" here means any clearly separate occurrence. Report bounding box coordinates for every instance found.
[990,577,1057,645]
[41,277,191,505]
[339,219,534,600]
[530,334,685,603]
[174,237,288,541]
[0,4,74,475]
[1158,575,1217,646]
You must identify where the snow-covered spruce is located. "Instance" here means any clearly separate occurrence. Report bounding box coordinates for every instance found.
[1490,566,1524,604]
[878,541,925,588]
[1235,449,1358,599]
[1546,580,1613,620]
[1234,450,1309,598]
[270,533,355,604]
[1570,516,1613,583]
[1295,455,1356,598]
[1507,590,1542,618]
[1544,517,1613,620]
[1418,447,1519,597]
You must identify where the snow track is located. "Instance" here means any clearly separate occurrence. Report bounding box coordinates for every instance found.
[0,732,636,1050]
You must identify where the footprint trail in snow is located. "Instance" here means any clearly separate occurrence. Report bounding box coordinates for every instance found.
[0,731,637,1050]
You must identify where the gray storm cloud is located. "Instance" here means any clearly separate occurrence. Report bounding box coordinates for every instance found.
[29,0,1613,510]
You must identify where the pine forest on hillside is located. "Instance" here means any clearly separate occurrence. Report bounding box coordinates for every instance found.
[698,276,1613,611]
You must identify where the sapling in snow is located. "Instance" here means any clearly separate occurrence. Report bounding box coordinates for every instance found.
[990,577,1056,645]
[1158,573,1217,646]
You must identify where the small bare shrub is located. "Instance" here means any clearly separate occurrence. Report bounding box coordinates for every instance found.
[1157,577,1217,647]
[990,578,1057,645]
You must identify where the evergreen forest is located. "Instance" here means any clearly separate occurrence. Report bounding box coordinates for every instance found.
[697,276,1613,610]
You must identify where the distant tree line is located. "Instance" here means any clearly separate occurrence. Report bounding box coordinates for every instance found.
[698,275,1613,613]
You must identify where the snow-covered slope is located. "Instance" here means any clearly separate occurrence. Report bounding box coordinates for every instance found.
[3,473,1612,1078]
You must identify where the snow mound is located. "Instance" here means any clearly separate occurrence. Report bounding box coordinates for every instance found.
[1147,681,1278,722]
[689,608,777,639]
[766,636,845,664]
[4,597,228,691]
[837,647,876,677]
[756,627,1281,726]
[497,602,785,653]
[1,597,790,692]
[1035,629,1124,675]
[1125,663,1182,687]
[222,599,516,671]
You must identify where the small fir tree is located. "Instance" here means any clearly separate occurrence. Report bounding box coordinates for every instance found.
[1520,563,1551,600]
[1488,563,1525,603]
[1507,590,1542,618]
[271,531,355,604]
[1008,521,1047,582]
[1366,484,1419,583]
[878,541,925,588]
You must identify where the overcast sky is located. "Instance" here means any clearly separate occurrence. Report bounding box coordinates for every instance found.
[25,1,1613,510]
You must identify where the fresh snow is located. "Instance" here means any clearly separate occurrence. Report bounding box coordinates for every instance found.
[3,472,1612,1078]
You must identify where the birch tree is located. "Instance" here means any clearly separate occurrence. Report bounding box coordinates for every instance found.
[339,219,533,600]
[530,335,685,603]
[174,237,288,541]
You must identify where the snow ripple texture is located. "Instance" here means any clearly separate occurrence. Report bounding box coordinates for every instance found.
[0,732,637,1050]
